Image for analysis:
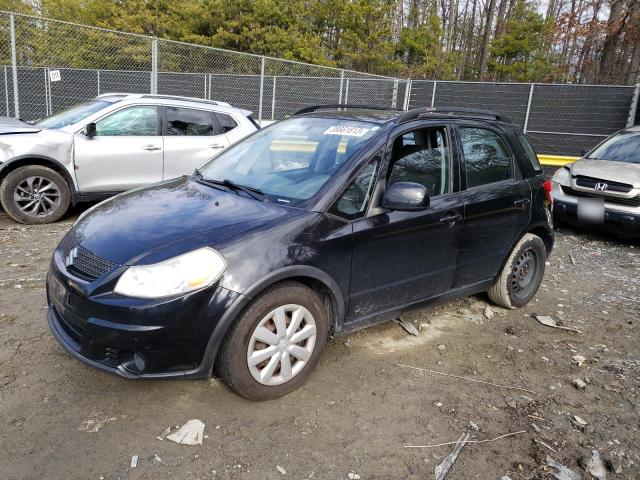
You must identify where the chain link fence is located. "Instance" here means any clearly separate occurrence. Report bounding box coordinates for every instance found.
[0,11,638,156]
[407,80,640,155]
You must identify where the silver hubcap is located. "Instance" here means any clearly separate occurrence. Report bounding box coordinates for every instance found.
[247,304,317,386]
[14,176,61,217]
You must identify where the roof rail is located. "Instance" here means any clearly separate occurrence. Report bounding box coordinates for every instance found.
[293,104,397,115]
[397,107,512,124]
[96,92,232,107]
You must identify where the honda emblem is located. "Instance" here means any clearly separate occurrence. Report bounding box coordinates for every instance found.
[594,182,608,191]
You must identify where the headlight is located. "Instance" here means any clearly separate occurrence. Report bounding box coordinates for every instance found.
[551,167,571,186]
[114,247,226,299]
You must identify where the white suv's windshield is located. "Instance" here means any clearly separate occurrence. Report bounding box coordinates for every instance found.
[198,117,380,206]
[36,100,111,129]
[587,130,640,164]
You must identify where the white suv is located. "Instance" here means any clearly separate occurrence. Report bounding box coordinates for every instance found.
[0,94,259,223]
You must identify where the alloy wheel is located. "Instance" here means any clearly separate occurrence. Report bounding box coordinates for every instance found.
[247,304,317,386]
[13,176,61,217]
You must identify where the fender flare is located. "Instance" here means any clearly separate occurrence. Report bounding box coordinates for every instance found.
[197,265,346,377]
[0,154,78,200]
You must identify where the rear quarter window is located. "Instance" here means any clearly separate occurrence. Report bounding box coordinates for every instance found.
[519,135,543,173]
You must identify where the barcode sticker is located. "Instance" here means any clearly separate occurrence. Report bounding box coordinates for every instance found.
[323,125,371,137]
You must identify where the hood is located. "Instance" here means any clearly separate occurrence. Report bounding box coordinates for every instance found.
[570,158,640,188]
[0,116,41,134]
[71,176,309,265]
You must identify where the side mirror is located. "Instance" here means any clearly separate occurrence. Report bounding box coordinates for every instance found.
[580,149,586,157]
[84,122,96,138]
[381,182,430,211]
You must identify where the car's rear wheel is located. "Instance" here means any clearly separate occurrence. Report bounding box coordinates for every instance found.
[0,165,70,224]
[217,281,328,400]
[487,233,546,309]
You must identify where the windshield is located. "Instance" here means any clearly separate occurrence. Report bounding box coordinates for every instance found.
[36,100,112,129]
[587,131,640,164]
[198,117,381,206]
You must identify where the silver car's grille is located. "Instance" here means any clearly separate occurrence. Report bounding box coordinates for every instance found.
[59,235,119,281]
[575,175,633,193]
[561,186,640,207]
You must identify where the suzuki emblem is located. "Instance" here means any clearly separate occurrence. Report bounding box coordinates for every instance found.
[64,246,78,268]
[594,182,608,191]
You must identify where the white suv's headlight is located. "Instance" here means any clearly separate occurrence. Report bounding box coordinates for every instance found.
[114,247,226,299]
[551,167,571,186]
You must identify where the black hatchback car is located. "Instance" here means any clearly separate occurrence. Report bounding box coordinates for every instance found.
[47,106,554,400]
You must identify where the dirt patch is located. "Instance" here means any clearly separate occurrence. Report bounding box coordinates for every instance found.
[0,208,638,479]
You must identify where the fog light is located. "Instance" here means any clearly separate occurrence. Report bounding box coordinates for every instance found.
[133,352,146,372]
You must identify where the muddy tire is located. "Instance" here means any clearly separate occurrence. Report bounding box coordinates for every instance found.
[0,166,70,224]
[217,281,328,401]
[488,233,546,309]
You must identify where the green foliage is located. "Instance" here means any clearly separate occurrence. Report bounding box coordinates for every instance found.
[0,0,578,82]
[488,0,554,82]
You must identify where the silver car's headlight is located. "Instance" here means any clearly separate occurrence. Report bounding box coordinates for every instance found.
[114,247,226,299]
[551,167,571,186]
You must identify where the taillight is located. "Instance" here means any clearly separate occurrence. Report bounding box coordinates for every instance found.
[543,179,553,204]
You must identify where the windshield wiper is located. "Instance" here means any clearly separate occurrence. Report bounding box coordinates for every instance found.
[194,171,265,201]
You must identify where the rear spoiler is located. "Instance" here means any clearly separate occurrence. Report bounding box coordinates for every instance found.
[243,111,260,129]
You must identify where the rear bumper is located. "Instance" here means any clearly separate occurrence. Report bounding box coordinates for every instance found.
[554,200,640,237]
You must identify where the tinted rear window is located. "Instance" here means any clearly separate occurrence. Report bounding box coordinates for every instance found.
[519,135,543,173]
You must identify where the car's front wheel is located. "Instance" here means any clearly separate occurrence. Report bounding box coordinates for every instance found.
[487,233,546,309]
[0,165,70,224]
[217,281,328,400]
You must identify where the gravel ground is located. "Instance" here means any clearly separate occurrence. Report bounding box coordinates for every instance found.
[0,206,639,480]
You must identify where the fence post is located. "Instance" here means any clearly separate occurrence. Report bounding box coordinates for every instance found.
[338,70,345,104]
[96,70,101,96]
[9,14,19,118]
[258,56,265,122]
[4,66,9,116]
[524,83,535,133]
[44,68,49,116]
[430,81,437,107]
[344,78,350,104]
[151,39,158,94]
[271,76,277,120]
[391,79,399,108]
[403,79,411,110]
[203,74,207,99]
[626,83,640,127]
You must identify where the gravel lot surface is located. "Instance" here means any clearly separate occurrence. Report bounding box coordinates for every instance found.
[1,206,638,480]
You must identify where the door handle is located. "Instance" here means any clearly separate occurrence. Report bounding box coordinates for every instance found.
[439,213,462,226]
[143,144,161,151]
[209,143,226,149]
[514,198,531,208]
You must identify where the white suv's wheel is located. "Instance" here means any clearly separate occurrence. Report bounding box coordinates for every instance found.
[488,233,546,309]
[217,281,328,400]
[0,165,70,224]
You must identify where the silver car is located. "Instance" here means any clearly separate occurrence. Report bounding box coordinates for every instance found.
[0,94,259,224]
[552,126,640,237]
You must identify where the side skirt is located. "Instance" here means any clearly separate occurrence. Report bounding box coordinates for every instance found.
[335,279,495,336]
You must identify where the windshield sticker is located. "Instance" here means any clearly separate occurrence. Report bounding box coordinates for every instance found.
[323,125,372,137]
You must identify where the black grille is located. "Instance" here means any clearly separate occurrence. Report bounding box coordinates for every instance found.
[58,235,119,281]
[561,186,640,207]
[575,175,633,193]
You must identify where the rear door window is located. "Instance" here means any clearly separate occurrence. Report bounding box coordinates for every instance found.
[166,107,215,136]
[459,127,513,188]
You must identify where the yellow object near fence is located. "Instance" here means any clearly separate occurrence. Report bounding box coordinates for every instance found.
[538,154,580,167]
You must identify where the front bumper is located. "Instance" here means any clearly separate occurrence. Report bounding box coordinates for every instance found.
[554,200,640,237]
[46,251,241,379]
